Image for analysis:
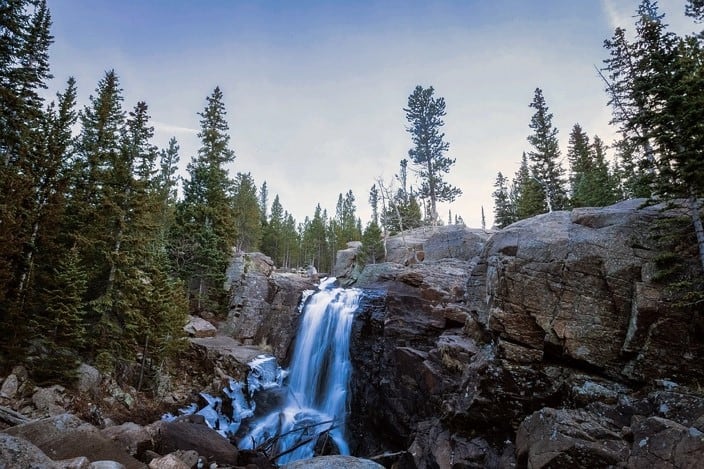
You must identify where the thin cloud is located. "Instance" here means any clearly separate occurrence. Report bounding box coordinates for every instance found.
[601,0,633,30]
[153,121,198,135]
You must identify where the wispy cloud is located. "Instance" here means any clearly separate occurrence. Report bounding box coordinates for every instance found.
[601,0,633,30]
[153,121,198,135]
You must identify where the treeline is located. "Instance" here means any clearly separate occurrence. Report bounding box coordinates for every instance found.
[492,0,704,263]
[0,0,193,385]
[491,88,622,228]
[493,0,704,306]
[0,0,406,385]
[0,0,484,390]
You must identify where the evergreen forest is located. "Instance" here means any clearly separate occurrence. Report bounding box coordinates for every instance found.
[1,0,703,388]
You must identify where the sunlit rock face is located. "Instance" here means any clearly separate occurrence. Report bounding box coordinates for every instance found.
[347,200,704,468]
[468,198,704,384]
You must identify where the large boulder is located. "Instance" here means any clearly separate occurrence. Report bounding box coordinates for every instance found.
[516,407,631,468]
[101,422,153,458]
[223,252,315,361]
[281,455,384,469]
[151,420,238,466]
[4,413,145,468]
[382,225,491,265]
[332,241,362,284]
[466,199,704,384]
[0,432,59,468]
[182,316,216,338]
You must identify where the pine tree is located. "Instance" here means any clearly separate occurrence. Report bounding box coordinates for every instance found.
[527,88,568,212]
[157,137,180,259]
[588,135,621,206]
[67,70,125,304]
[360,221,384,265]
[567,124,593,207]
[27,246,87,384]
[176,86,237,314]
[335,190,361,244]
[301,205,329,272]
[281,211,299,269]
[369,184,380,226]
[259,181,268,225]
[603,0,704,271]
[512,152,545,220]
[0,0,55,345]
[20,78,80,363]
[492,172,515,228]
[262,194,283,265]
[232,172,262,252]
[404,85,462,223]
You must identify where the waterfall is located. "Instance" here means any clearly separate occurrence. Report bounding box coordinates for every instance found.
[239,277,362,464]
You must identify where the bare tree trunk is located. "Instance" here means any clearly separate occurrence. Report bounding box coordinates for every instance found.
[16,218,40,304]
[137,334,149,392]
[376,178,409,257]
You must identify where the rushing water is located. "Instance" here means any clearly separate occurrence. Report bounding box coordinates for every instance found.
[239,277,362,464]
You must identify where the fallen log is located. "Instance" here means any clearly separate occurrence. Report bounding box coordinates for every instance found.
[0,405,30,426]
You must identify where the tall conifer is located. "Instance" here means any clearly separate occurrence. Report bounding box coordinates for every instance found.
[527,88,568,212]
[177,87,237,314]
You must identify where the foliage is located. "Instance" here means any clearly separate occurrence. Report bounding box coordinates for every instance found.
[232,172,262,252]
[359,221,384,266]
[404,85,461,223]
[526,88,568,212]
[567,125,620,207]
[602,0,704,273]
[492,172,515,228]
[176,86,237,315]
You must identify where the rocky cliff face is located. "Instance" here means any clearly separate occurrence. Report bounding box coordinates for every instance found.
[223,252,315,362]
[347,201,704,468]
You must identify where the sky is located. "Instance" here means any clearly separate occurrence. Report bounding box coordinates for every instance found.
[45,0,695,229]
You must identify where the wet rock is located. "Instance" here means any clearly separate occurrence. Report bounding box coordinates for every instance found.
[408,419,506,469]
[350,258,479,455]
[648,390,704,427]
[628,415,704,468]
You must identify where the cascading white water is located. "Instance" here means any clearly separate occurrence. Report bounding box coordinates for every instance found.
[239,277,361,464]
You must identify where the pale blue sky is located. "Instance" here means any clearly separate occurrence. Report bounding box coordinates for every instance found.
[46,0,693,228]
